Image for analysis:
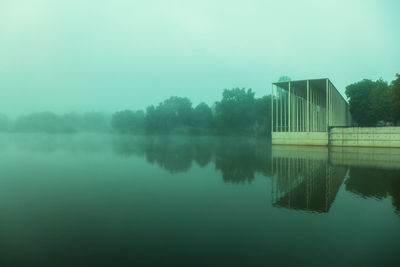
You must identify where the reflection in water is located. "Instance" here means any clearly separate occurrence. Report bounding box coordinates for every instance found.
[214,139,270,184]
[113,137,400,214]
[1,134,399,266]
[271,146,347,213]
[330,147,400,213]
[346,167,400,213]
[113,136,271,183]
[2,134,400,214]
[271,146,400,214]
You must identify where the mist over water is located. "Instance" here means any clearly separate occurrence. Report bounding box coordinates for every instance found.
[0,133,399,266]
[1,0,400,115]
[1,0,400,266]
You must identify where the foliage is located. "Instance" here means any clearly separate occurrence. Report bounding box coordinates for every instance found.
[12,112,110,133]
[345,79,393,126]
[145,96,193,134]
[110,87,271,136]
[368,79,393,123]
[192,102,213,130]
[112,110,145,134]
[392,74,400,122]
[0,114,10,132]
[278,76,292,82]
[214,88,257,134]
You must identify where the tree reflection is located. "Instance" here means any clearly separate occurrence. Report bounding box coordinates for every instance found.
[112,136,271,182]
[346,167,400,213]
[144,138,197,173]
[214,138,270,184]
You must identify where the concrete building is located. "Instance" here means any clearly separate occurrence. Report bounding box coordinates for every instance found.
[271,78,353,145]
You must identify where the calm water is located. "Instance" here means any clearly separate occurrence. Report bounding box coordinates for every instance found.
[0,134,399,267]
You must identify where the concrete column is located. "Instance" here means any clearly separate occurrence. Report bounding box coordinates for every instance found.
[284,90,286,131]
[294,96,299,132]
[329,82,331,126]
[313,87,316,132]
[326,79,328,131]
[330,82,332,126]
[288,82,291,132]
[271,84,274,132]
[280,87,282,132]
[275,86,278,132]
[307,80,309,132]
[310,86,313,132]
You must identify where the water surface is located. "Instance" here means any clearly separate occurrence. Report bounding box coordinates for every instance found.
[0,134,399,266]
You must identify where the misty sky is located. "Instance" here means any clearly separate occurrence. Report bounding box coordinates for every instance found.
[1,0,399,115]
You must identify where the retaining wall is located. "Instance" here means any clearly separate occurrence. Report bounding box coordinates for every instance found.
[272,127,400,148]
[329,127,400,148]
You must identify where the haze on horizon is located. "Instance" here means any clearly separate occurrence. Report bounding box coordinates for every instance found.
[1,0,399,115]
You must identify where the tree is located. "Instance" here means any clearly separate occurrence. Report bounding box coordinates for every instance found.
[368,79,393,123]
[145,96,194,134]
[214,88,256,134]
[278,76,292,82]
[345,79,376,126]
[192,102,213,130]
[346,79,393,126]
[392,74,400,122]
[0,114,10,132]
[253,95,272,136]
[13,111,60,133]
[112,110,145,133]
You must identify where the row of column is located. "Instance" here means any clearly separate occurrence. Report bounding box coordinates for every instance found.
[327,80,352,128]
[271,79,352,132]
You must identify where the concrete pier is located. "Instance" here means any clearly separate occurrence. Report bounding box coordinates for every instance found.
[272,127,400,148]
[329,126,400,148]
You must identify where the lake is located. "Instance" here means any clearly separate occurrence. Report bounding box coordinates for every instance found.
[0,134,399,266]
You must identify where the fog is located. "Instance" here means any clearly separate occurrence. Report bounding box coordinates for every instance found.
[1,0,399,115]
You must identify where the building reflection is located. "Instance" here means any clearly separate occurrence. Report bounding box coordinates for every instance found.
[271,146,400,214]
[113,136,400,214]
[271,146,346,213]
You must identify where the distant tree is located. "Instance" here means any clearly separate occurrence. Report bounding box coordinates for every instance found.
[145,96,193,134]
[214,88,256,134]
[0,114,10,132]
[145,105,158,133]
[14,111,60,133]
[11,111,110,133]
[82,112,111,132]
[278,76,292,82]
[392,74,400,122]
[192,102,213,130]
[112,110,145,133]
[253,95,272,137]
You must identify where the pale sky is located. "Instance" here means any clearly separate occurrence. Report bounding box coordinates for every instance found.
[1,0,399,114]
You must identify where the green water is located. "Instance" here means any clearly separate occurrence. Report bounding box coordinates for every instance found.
[0,134,399,266]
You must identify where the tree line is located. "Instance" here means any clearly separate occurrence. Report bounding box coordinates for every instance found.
[1,73,399,134]
[0,87,271,136]
[112,87,271,136]
[0,112,110,133]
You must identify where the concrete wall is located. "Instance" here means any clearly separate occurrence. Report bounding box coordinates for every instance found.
[330,127,400,148]
[272,132,328,146]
